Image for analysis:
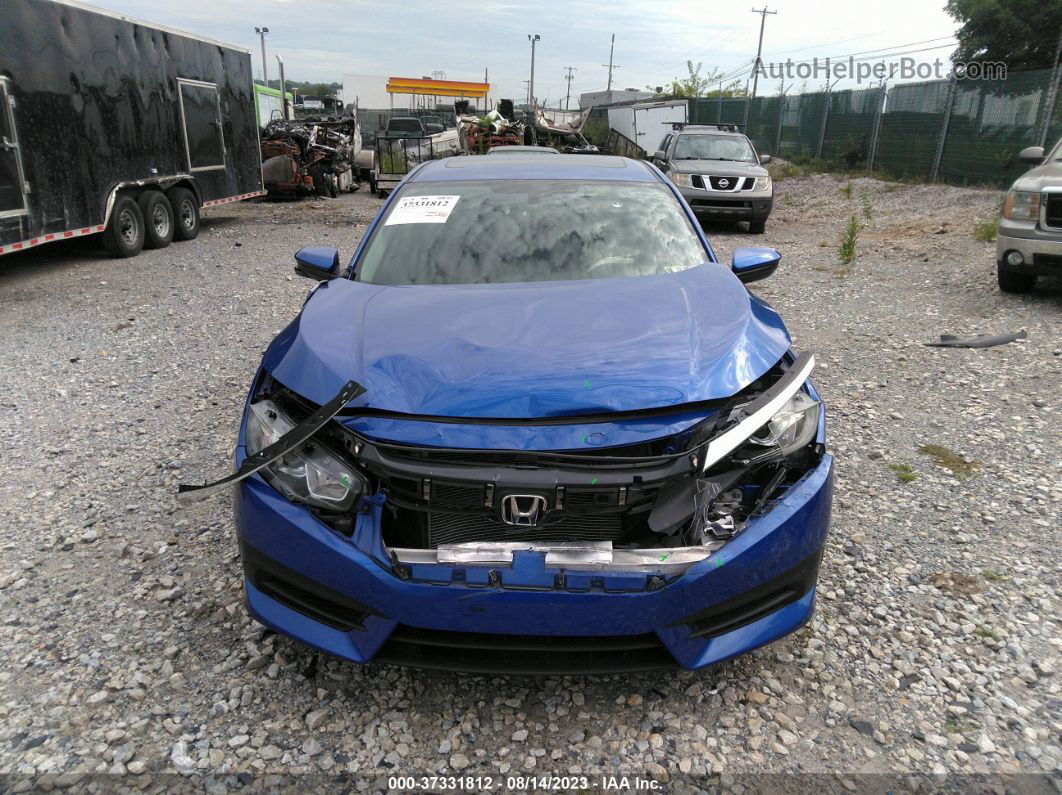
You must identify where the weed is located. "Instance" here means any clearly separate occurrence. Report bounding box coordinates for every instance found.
[838,214,860,264]
[917,443,979,479]
[838,182,853,199]
[887,463,917,483]
[973,216,998,243]
[974,625,1000,640]
[861,192,873,222]
[981,569,1005,581]
[782,194,796,206]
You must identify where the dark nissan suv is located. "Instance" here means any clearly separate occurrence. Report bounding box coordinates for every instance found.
[651,124,773,234]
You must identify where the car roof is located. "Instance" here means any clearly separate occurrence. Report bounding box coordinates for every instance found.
[411,155,657,182]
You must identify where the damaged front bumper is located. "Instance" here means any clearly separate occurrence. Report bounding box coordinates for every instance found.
[235,450,831,672]
[223,352,832,673]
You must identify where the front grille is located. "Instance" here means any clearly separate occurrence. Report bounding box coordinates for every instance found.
[428,510,625,546]
[374,625,675,674]
[707,175,748,191]
[690,199,749,208]
[1044,193,1062,229]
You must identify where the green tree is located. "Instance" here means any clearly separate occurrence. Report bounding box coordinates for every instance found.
[946,0,1062,70]
[661,61,744,98]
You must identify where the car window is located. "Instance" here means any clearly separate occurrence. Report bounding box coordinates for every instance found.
[356,179,708,285]
[673,135,757,162]
[659,134,672,154]
[389,119,422,132]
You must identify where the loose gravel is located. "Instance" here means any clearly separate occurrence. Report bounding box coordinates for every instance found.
[0,175,1059,790]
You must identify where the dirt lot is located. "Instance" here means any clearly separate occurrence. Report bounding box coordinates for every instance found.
[0,174,1059,790]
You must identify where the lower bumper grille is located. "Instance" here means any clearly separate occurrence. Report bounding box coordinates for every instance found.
[241,541,379,632]
[374,625,675,674]
[428,511,625,547]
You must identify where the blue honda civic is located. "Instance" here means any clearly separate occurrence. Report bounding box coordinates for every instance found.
[181,153,833,674]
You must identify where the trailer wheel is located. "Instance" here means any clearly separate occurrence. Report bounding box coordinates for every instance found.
[138,190,174,249]
[167,187,200,241]
[102,195,146,258]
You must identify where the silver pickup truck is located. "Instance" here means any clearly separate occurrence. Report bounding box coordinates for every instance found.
[996,138,1062,292]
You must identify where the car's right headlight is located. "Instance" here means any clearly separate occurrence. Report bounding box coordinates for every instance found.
[1003,190,1039,220]
[245,400,365,511]
[671,172,693,188]
[747,391,820,457]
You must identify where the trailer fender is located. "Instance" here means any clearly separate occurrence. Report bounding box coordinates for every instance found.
[102,175,198,229]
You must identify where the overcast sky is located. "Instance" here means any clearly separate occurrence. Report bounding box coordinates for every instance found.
[99,0,959,104]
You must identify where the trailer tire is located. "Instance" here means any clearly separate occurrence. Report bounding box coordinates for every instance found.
[102,195,146,258]
[138,190,174,249]
[167,187,200,241]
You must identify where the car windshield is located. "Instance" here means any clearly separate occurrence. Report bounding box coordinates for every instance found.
[389,119,421,132]
[356,179,708,285]
[674,135,757,162]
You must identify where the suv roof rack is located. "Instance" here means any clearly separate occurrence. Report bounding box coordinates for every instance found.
[664,122,743,133]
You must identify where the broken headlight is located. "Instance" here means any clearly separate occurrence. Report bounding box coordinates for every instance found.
[748,390,819,457]
[245,400,365,511]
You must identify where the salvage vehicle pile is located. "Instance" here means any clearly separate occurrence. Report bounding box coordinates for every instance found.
[260,118,373,198]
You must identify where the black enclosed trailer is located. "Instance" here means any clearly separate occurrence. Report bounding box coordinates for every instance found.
[0,0,264,258]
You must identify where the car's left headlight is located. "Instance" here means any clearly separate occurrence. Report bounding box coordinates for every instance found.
[671,172,693,188]
[752,176,771,191]
[245,399,365,511]
[1003,190,1039,220]
[748,391,819,456]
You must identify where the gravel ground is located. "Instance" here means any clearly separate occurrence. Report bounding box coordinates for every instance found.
[1,174,1059,791]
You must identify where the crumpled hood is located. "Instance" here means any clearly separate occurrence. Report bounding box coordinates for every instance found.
[263,264,790,418]
[672,160,767,177]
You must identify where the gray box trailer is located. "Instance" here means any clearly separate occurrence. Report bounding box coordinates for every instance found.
[0,0,264,259]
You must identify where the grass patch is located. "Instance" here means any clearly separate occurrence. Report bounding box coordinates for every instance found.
[781,194,796,206]
[838,214,860,264]
[974,625,1000,640]
[838,182,853,199]
[917,443,979,479]
[981,568,1005,581]
[887,463,917,483]
[972,216,998,243]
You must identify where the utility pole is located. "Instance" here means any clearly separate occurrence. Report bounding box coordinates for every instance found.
[749,7,776,98]
[563,66,577,110]
[528,34,541,114]
[254,26,269,85]
[602,34,620,95]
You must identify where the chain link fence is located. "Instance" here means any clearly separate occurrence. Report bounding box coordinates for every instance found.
[597,65,1061,187]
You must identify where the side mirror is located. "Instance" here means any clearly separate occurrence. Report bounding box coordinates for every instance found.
[1018,146,1044,165]
[654,150,667,161]
[732,247,780,284]
[759,154,772,164]
[293,246,341,281]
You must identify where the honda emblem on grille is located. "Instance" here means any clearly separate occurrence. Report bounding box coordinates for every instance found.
[501,494,547,526]
[718,178,730,188]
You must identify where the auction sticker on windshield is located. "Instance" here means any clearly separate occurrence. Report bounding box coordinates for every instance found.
[384,195,461,225]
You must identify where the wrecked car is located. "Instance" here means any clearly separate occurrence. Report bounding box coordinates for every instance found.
[260,117,376,198]
[181,154,833,674]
